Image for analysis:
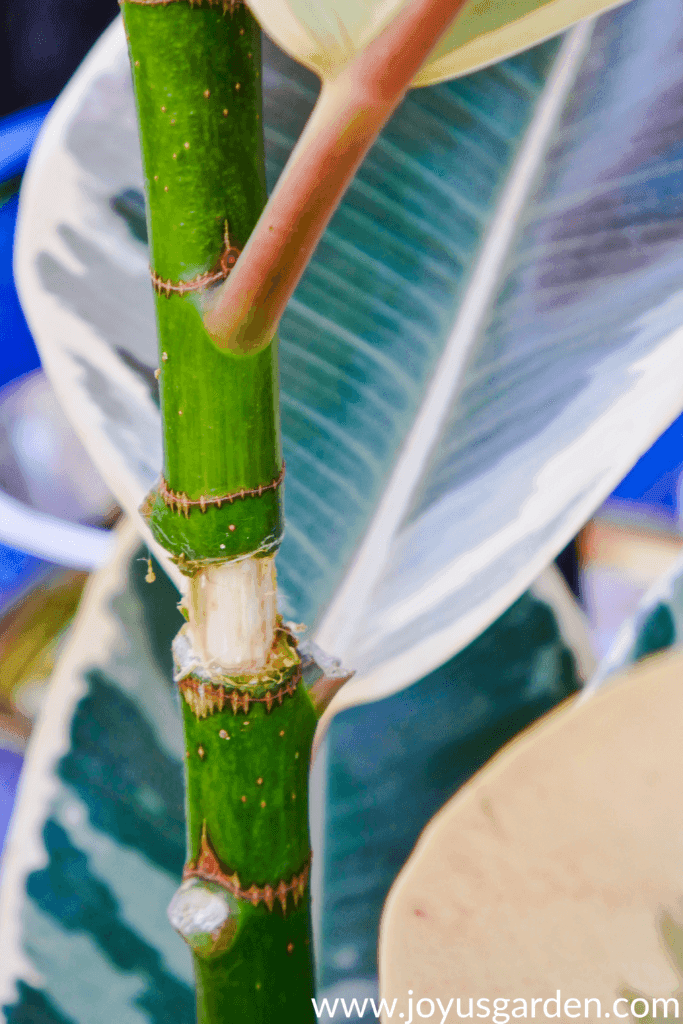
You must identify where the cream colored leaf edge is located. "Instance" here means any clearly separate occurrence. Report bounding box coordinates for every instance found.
[252,0,630,87]
[414,0,632,86]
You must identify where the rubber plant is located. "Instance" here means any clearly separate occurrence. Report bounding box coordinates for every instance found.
[118,0,630,1020]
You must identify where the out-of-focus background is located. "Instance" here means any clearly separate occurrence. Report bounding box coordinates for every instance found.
[0,0,120,850]
[1,0,683,857]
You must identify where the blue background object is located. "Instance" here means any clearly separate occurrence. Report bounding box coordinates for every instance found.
[0,102,48,389]
[0,749,24,853]
[0,541,47,616]
[0,192,41,388]
[0,102,53,183]
[611,413,683,520]
[0,105,54,621]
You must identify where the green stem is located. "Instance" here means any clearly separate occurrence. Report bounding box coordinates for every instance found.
[123,0,282,567]
[122,5,316,1021]
[170,623,318,1023]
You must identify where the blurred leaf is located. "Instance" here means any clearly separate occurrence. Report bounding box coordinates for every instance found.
[0,569,87,704]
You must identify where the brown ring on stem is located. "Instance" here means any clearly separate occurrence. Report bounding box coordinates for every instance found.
[151,227,241,296]
[179,669,301,718]
[151,249,241,297]
[184,823,311,913]
[158,462,285,518]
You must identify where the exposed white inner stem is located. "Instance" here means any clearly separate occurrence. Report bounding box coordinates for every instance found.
[187,556,277,674]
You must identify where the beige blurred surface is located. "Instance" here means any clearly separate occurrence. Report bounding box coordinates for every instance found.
[380,650,683,1022]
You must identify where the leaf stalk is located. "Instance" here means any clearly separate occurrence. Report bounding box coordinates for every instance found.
[203,0,471,352]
